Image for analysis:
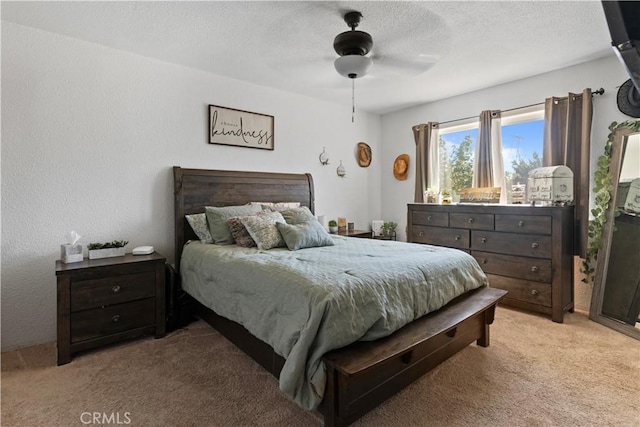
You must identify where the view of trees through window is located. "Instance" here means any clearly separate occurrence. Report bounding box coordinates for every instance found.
[438,119,544,200]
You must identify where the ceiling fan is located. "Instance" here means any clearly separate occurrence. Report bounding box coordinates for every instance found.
[331,10,437,121]
[333,11,373,79]
[332,10,438,82]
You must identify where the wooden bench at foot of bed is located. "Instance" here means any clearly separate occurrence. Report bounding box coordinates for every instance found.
[191,286,506,427]
[321,286,506,426]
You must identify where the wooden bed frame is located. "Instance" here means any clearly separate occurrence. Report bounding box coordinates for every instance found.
[173,166,507,427]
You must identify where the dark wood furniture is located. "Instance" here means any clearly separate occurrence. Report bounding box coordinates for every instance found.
[174,167,506,427]
[408,203,574,323]
[56,253,166,365]
[337,229,372,238]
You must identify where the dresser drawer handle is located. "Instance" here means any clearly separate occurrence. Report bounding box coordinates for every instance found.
[455,235,461,241]
[480,237,487,243]
[112,315,120,323]
[468,218,474,224]
[531,242,539,249]
[400,351,413,365]
[427,215,432,221]
[419,231,424,237]
[112,285,121,294]
[518,221,525,227]
[531,266,539,272]
[531,289,540,296]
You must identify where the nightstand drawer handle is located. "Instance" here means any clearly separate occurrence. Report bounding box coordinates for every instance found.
[112,315,120,323]
[427,215,432,221]
[480,237,487,243]
[518,220,525,227]
[531,242,539,249]
[419,231,424,237]
[531,266,539,272]
[455,235,461,241]
[468,218,474,223]
[531,289,540,296]
[482,258,488,264]
[112,285,121,294]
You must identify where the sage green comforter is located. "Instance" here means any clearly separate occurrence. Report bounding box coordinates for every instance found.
[180,236,488,410]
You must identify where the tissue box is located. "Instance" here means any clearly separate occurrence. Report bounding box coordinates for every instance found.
[624,178,640,214]
[61,244,83,264]
[528,165,574,204]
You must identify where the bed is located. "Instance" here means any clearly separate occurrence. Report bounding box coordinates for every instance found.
[173,167,506,427]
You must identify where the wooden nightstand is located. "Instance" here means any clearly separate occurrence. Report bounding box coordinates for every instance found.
[55,252,166,365]
[338,229,373,238]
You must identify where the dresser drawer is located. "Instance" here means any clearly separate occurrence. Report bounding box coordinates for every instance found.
[472,251,552,283]
[495,215,552,235]
[70,271,156,312]
[450,213,494,230]
[472,231,551,259]
[70,298,156,343]
[486,274,552,307]
[411,226,469,249]
[412,211,448,227]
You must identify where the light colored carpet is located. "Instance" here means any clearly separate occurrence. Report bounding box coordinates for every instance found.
[2,307,639,427]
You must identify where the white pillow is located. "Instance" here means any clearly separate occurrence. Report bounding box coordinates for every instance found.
[240,211,287,250]
[185,213,213,244]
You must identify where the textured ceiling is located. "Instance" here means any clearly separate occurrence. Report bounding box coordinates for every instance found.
[2,1,614,114]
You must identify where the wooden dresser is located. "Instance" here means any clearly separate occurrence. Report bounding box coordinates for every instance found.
[56,253,166,364]
[407,204,574,322]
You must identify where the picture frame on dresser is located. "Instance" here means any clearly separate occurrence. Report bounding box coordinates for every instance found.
[208,104,274,150]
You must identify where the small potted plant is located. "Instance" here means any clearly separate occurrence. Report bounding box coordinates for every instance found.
[328,220,338,234]
[88,240,129,260]
[381,221,397,237]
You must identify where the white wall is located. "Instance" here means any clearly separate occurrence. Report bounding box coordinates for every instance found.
[380,54,632,313]
[1,22,382,350]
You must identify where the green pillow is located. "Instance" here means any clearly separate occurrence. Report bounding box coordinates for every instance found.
[205,204,262,245]
[276,220,335,251]
[278,206,316,225]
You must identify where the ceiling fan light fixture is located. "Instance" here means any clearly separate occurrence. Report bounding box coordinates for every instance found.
[334,55,373,79]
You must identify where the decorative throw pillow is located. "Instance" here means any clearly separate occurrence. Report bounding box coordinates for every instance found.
[249,201,301,210]
[227,217,256,248]
[185,213,213,244]
[240,211,287,250]
[205,204,262,245]
[276,220,335,251]
[278,206,316,224]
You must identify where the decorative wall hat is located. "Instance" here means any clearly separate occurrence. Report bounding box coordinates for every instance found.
[357,142,372,167]
[393,154,410,181]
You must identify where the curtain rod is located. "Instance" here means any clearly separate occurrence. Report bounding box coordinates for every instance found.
[434,87,605,127]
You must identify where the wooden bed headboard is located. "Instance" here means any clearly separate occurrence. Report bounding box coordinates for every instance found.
[173,167,315,271]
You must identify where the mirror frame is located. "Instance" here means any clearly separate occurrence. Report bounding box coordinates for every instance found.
[589,121,640,339]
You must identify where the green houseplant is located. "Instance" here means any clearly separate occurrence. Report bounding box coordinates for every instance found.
[88,240,129,260]
[381,221,397,236]
[328,220,338,234]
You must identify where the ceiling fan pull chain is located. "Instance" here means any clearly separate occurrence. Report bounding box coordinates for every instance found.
[352,78,355,123]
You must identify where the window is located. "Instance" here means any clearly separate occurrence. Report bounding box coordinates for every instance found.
[501,118,544,191]
[438,108,544,202]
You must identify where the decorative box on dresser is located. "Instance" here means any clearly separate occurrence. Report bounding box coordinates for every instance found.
[56,252,166,365]
[408,204,574,323]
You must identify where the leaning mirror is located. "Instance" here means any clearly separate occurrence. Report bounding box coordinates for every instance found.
[589,120,640,339]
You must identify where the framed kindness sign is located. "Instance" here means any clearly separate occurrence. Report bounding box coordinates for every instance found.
[209,105,274,150]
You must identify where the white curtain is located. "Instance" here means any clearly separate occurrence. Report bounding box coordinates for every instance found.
[412,122,440,202]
